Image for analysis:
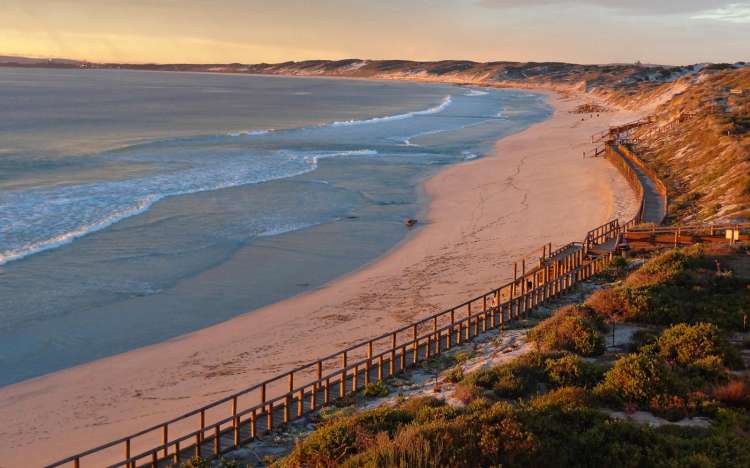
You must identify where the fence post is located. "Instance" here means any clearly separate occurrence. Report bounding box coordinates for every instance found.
[284,394,290,424]
[214,424,220,456]
[366,341,373,386]
[163,424,169,458]
[316,359,323,386]
[174,440,181,465]
[125,438,131,467]
[521,260,527,317]
[499,296,505,327]
[325,377,330,405]
[412,324,419,364]
[352,363,359,392]
[449,310,455,347]
[400,345,406,371]
[340,352,347,398]
[391,333,397,375]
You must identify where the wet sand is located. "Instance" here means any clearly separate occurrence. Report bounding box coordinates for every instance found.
[0,90,640,467]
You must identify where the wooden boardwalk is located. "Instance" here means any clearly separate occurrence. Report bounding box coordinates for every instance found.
[610,145,667,224]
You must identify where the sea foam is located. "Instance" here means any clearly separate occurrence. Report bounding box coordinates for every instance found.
[227,129,273,137]
[330,96,452,127]
[0,148,379,266]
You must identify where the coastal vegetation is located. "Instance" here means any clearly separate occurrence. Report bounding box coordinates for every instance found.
[268,246,750,467]
[633,68,750,222]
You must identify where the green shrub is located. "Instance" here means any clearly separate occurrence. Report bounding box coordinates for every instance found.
[344,404,537,468]
[362,381,390,398]
[182,458,244,468]
[545,354,603,388]
[453,350,472,364]
[286,418,358,465]
[611,255,628,270]
[528,305,606,356]
[528,386,590,411]
[656,322,739,369]
[399,396,445,417]
[283,407,411,466]
[280,390,750,468]
[595,351,676,405]
[180,457,211,468]
[444,365,464,383]
[609,247,750,331]
[353,407,411,436]
[462,352,550,399]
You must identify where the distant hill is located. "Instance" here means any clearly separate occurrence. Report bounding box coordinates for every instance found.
[0,55,80,65]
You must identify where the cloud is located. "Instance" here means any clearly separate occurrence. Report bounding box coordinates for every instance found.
[478,0,744,15]
[692,3,750,22]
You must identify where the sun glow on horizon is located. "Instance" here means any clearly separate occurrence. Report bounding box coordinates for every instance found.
[2,0,749,65]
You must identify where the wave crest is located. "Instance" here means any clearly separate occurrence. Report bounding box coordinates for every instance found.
[330,96,452,127]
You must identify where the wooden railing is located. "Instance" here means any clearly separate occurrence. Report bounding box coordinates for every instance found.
[48,131,670,468]
[626,222,750,236]
[616,144,668,222]
[48,241,614,468]
[583,137,672,252]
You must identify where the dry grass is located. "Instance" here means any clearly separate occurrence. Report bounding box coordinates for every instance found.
[633,68,750,223]
[713,380,750,408]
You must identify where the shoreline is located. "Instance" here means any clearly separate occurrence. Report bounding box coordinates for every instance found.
[0,88,641,466]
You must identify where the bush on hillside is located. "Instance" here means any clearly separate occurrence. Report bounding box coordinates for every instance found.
[528,305,606,356]
[444,365,464,383]
[713,380,750,408]
[545,354,604,388]
[586,247,750,331]
[282,407,411,466]
[343,406,537,468]
[362,381,390,398]
[656,322,741,370]
[463,352,550,398]
[585,288,628,322]
[594,351,676,405]
[527,386,590,411]
[181,458,243,468]
[279,388,750,468]
[453,382,485,404]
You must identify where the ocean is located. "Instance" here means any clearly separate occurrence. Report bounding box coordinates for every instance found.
[0,67,552,385]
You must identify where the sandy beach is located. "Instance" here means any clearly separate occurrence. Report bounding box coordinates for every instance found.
[0,90,640,467]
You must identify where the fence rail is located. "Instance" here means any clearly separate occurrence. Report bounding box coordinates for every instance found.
[47,139,667,468]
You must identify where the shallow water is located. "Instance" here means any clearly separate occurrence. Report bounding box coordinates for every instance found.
[0,68,551,385]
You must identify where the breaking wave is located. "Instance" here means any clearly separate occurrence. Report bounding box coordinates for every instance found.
[0,149,379,266]
[330,96,452,127]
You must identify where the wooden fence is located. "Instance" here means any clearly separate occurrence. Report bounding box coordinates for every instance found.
[615,144,668,222]
[624,223,750,249]
[47,138,666,468]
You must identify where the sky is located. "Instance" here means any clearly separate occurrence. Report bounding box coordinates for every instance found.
[2,0,749,65]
